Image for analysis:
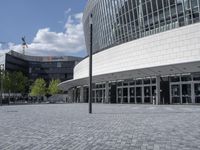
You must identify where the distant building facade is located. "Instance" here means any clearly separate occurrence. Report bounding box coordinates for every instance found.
[0,50,82,83]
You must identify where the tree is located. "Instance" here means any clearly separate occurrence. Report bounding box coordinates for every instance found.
[3,71,28,93]
[30,78,46,97]
[3,71,11,93]
[15,72,29,93]
[3,71,28,103]
[48,79,61,95]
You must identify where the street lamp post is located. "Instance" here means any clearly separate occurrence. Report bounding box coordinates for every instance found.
[0,64,4,106]
[89,14,93,114]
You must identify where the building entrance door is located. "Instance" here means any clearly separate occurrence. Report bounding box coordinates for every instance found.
[182,84,192,104]
[136,87,142,103]
[129,87,135,103]
[83,87,89,103]
[160,81,170,104]
[194,83,200,103]
[144,86,151,103]
[117,88,122,103]
[171,84,181,104]
[96,90,103,103]
[110,84,117,103]
[123,88,128,103]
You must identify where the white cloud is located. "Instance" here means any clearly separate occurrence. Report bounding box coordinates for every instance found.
[65,8,72,16]
[1,12,86,56]
[0,42,14,55]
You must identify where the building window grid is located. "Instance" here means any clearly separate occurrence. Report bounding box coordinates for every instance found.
[101,0,105,48]
[109,0,114,45]
[130,0,137,39]
[113,0,118,43]
[124,0,131,42]
[144,0,150,33]
[107,0,114,44]
[99,1,104,48]
[117,0,123,43]
[84,0,200,53]
[103,0,109,47]
[115,0,121,43]
[93,4,98,51]
[150,0,156,35]
[115,0,120,43]
[120,0,126,43]
[105,0,111,47]
[96,1,100,48]
[110,0,116,43]
[129,1,134,39]
[105,0,113,46]
[127,0,134,40]
[101,0,106,47]
[120,0,125,42]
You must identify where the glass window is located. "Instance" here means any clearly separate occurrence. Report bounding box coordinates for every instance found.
[152,0,157,12]
[117,81,123,86]
[191,0,198,8]
[130,80,135,85]
[193,74,200,81]
[163,0,169,7]
[123,82,129,86]
[171,84,181,103]
[136,79,142,85]
[57,62,62,68]
[151,78,156,84]
[142,3,147,16]
[157,0,163,10]
[169,0,175,5]
[147,1,152,14]
[181,75,192,82]
[171,76,180,82]
[144,79,150,84]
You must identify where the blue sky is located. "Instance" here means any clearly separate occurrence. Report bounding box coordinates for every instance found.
[0,0,88,57]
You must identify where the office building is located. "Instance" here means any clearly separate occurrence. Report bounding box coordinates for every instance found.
[0,50,82,83]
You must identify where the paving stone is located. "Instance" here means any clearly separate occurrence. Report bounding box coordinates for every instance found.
[0,104,200,150]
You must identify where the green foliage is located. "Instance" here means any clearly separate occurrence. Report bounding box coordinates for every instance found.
[14,72,28,93]
[3,71,11,92]
[3,71,28,93]
[48,79,61,95]
[30,78,46,96]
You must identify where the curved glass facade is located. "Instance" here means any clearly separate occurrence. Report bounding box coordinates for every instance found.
[83,0,200,54]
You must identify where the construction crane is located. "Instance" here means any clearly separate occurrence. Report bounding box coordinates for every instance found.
[21,36,28,55]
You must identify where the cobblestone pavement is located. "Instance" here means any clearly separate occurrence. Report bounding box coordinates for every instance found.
[0,104,200,150]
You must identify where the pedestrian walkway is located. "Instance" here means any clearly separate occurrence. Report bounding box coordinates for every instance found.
[0,104,200,150]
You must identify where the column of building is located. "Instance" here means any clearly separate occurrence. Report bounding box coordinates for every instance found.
[80,86,84,103]
[156,76,161,105]
[105,82,109,103]
[191,82,195,104]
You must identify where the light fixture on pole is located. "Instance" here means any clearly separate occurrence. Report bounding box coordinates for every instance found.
[89,14,93,114]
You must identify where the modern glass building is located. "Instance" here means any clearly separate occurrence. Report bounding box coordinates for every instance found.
[84,0,200,54]
[59,0,200,104]
[0,50,82,83]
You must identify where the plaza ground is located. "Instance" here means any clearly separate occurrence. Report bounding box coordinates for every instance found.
[0,104,200,150]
